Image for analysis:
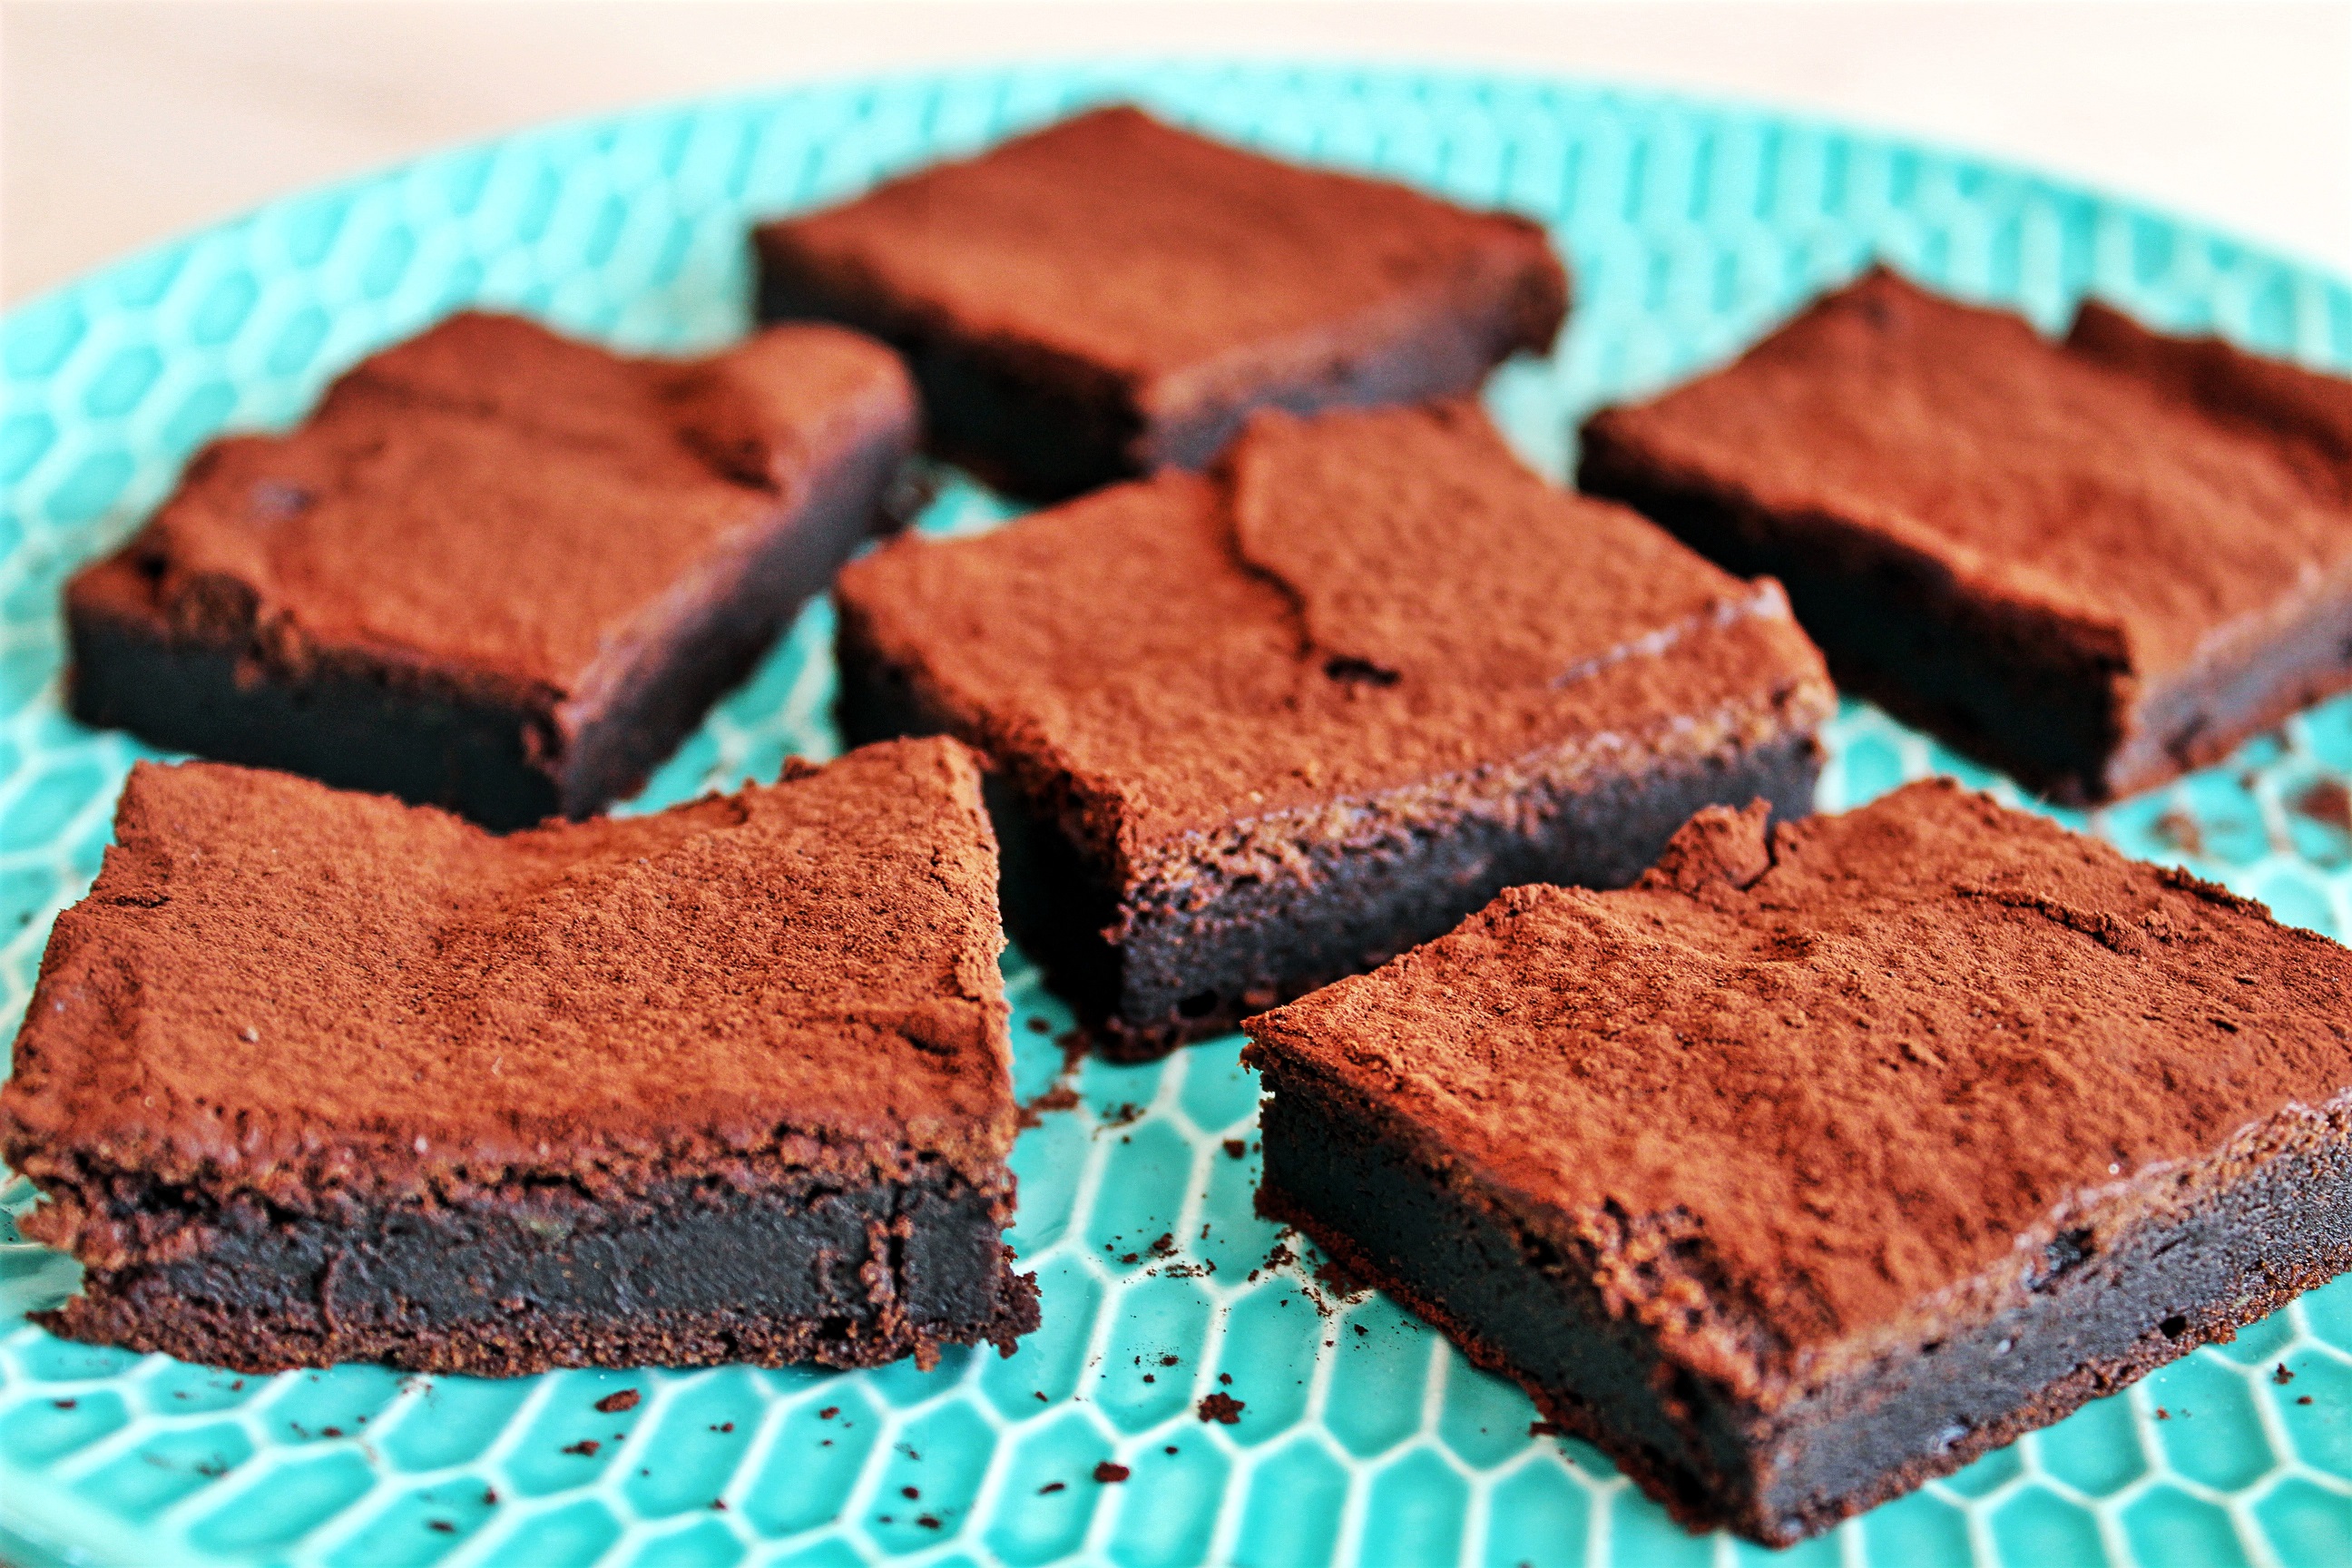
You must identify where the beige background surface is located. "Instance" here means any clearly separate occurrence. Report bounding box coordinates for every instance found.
[4,0,2351,304]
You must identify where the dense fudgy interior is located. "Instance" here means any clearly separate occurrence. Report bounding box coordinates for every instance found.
[1257,1077,2352,1544]
[39,1163,1038,1377]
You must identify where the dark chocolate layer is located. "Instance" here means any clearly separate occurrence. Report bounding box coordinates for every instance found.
[1259,1076,2352,1544]
[42,1166,1039,1376]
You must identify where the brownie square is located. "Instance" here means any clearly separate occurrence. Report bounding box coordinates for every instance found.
[755,104,1569,499]
[1580,267,2352,803]
[0,739,1039,1375]
[67,311,918,830]
[836,401,1835,1057]
[1245,779,2352,1544]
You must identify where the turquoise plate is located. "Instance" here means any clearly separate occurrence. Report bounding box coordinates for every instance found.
[3,63,2349,1568]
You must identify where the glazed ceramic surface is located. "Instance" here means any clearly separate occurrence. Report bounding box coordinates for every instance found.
[2,63,2348,1568]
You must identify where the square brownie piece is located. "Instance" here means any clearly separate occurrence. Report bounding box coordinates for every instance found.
[0,739,1039,1375]
[755,104,1569,499]
[1245,779,2352,1544]
[836,401,1834,1057]
[67,311,918,829]
[1580,267,2352,803]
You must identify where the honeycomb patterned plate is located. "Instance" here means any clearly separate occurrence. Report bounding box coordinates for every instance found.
[4,62,2350,1568]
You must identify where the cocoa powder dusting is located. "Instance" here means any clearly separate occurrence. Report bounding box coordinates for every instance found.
[1246,780,2352,1361]
[0,740,1018,1205]
[835,402,1831,862]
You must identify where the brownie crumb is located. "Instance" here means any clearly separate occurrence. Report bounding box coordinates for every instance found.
[1093,1462,1131,1484]
[2293,780,2352,831]
[320,1426,343,1438]
[1198,1392,1246,1425]
[2155,1408,2170,1420]
[427,1521,456,1534]
[1161,1355,1181,1367]
[1103,1102,1146,1129]
[1219,1373,1232,1385]
[1150,1232,1177,1258]
[1530,1420,1566,1438]
[2299,1396,2315,1406]
[1017,1083,1083,1128]
[53,1399,74,1409]
[916,1514,941,1530]
[2275,1364,2297,1385]
[1026,1016,1054,1034]
[483,1490,498,1506]
[712,1500,729,1512]
[564,1439,602,1456]
[1224,1139,1249,1159]
[595,1389,641,1414]
[1041,1481,1066,1494]
[1311,1251,1370,1302]
[818,1406,839,1420]
[2154,809,2207,857]
[902,1486,920,1499]
[1034,1391,1049,1403]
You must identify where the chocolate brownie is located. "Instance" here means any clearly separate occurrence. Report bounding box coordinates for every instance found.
[1245,779,2352,1544]
[755,104,1569,499]
[0,740,1039,1375]
[1580,267,2352,803]
[67,311,918,829]
[836,401,1835,1057]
